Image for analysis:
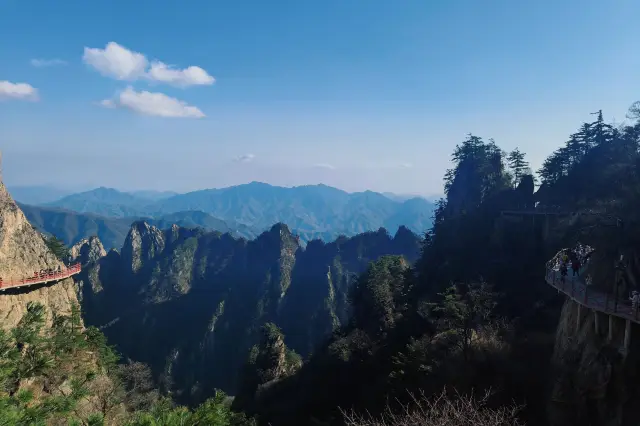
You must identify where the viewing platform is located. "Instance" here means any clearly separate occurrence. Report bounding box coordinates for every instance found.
[0,263,81,292]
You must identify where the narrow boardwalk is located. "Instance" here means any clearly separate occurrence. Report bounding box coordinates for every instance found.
[545,266,640,324]
[0,263,81,291]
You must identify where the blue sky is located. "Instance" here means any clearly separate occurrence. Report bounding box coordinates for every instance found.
[0,0,639,196]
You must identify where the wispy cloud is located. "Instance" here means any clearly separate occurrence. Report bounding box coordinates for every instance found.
[30,58,67,68]
[313,163,336,170]
[96,99,116,109]
[360,162,414,170]
[0,81,39,101]
[234,154,256,163]
[83,42,215,87]
[147,61,215,87]
[97,86,205,118]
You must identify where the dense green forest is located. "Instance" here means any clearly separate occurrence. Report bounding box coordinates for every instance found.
[230,105,640,425]
[4,102,640,425]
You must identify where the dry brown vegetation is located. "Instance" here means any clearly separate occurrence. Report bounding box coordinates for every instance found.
[341,388,523,426]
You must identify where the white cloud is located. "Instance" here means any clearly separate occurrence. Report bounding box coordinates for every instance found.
[399,163,413,168]
[0,81,39,101]
[30,58,67,67]
[97,99,116,109]
[234,154,255,163]
[147,61,215,87]
[83,42,148,80]
[98,86,205,118]
[83,41,215,87]
[313,163,336,169]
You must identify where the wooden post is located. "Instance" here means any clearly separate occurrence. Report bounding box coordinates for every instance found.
[543,214,550,240]
[584,284,588,304]
[608,315,614,342]
[571,277,575,297]
[576,303,581,331]
[624,319,631,352]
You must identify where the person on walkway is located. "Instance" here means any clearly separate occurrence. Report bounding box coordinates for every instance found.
[560,262,568,284]
[631,291,639,314]
[572,257,581,277]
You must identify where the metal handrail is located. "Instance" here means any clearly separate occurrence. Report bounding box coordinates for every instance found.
[0,263,81,291]
[545,266,640,323]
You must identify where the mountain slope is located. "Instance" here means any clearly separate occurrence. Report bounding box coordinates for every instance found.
[144,210,260,240]
[19,202,133,250]
[48,182,435,241]
[6,185,74,205]
[71,222,422,402]
[18,203,261,250]
[46,186,152,217]
[130,189,179,201]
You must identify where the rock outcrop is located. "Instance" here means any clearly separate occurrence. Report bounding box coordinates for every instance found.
[0,181,78,329]
[234,323,302,411]
[549,296,640,426]
[70,235,107,265]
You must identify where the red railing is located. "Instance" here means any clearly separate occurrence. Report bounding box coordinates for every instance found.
[0,263,81,291]
[545,266,640,323]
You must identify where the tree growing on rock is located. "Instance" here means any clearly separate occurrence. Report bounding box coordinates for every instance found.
[45,234,69,261]
[507,148,530,188]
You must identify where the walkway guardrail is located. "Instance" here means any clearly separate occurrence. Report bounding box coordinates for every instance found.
[545,266,640,324]
[0,263,81,291]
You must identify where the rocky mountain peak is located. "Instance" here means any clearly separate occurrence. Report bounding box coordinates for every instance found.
[121,220,166,275]
[69,236,107,265]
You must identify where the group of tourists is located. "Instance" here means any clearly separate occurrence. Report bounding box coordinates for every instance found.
[556,243,593,283]
[34,266,63,278]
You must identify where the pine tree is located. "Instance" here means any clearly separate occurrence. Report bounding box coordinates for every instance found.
[44,235,69,261]
[507,148,529,188]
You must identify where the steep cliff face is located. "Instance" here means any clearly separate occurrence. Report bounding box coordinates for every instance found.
[0,181,78,329]
[73,221,421,403]
[121,220,166,276]
[549,298,640,426]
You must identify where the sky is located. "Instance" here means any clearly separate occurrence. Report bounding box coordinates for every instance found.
[0,0,639,196]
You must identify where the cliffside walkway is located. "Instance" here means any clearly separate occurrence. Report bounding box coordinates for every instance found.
[545,254,639,356]
[545,267,639,324]
[0,263,81,291]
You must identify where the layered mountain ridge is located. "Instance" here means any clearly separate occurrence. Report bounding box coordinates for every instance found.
[70,220,422,403]
[31,182,433,244]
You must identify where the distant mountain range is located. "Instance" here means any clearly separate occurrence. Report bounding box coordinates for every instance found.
[10,182,434,247]
[19,204,261,250]
[7,185,76,205]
